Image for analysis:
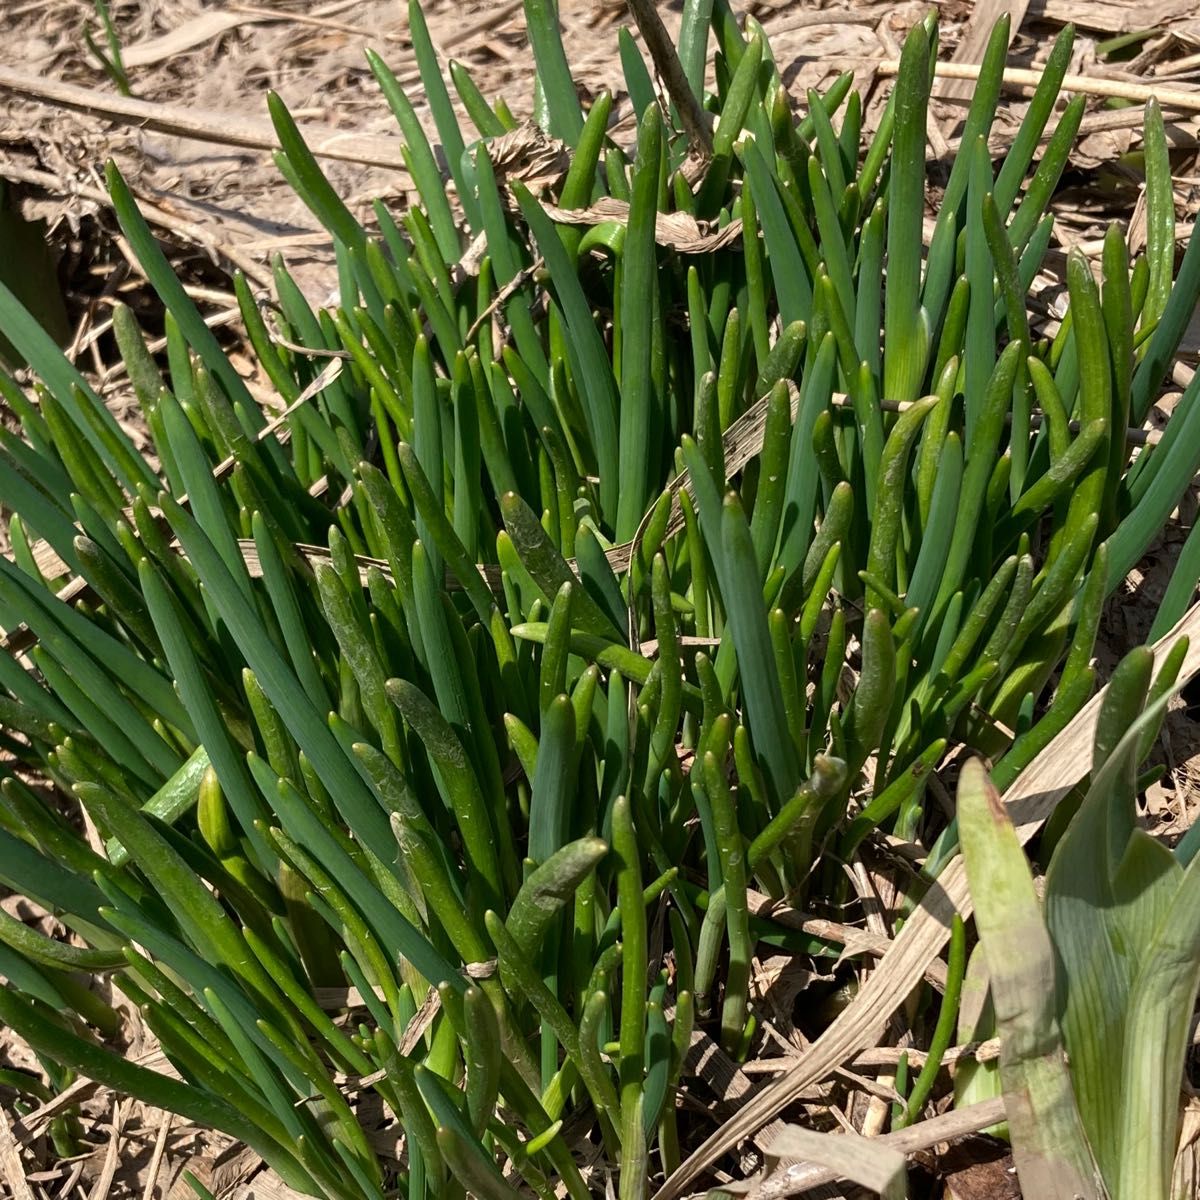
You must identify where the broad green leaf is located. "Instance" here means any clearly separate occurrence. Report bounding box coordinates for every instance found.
[958,759,1104,1200]
[1043,667,1178,1192]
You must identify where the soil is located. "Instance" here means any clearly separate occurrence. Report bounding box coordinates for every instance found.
[1,1,1200,1197]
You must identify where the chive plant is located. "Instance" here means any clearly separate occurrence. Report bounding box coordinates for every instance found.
[0,1,1199,1196]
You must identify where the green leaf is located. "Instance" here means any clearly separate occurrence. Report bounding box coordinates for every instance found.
[1060,248,1112,556]
[1042,667,1179,1192]
[1109,371,1200,588]
[483,909,582,1075]
[933,340,1022,616]
[618,27,656,121]
[884,21,930,403]
[513,186,618,514]
[250,513,330,706]
[450,62,509,139]
[0,286,152,495]
[0,907,123,971]
[864,395,938,608]
[1141,99,1175,332]
[528,693,575,865]
[611,793,647,1174]
[846,608,895,774]
[0,557,182,780]
[1008,94,1084,253]
[677,0,714,95]
[499,491,620,638]
[1115,847,1200,1199]
[107,164,254,419]
[157,384,253,605]
[506,836,607,955]
[1130,216,1200,425]
[0,986,317,1193]
[256,760,459,994]
[615,104,664,541]
[139,560,268,860]
[740,140,813,324]
[993,24,1074,216]
[160,493,393,856]
[964,137,997,443]
[315,561,403,762]
[718,492,800,803]
[698,35,764,213]
[437,1125,524,1200]
[387,677,505,917]
[776,332,837,577]
[942,14,1011,221]
[520,0,584,142]
[407,0,479,229]
[957,759,1104,1200]
[366,50,459,261]
[746,385,793,577]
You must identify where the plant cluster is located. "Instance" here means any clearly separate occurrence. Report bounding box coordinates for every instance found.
[0,1,1199,1197]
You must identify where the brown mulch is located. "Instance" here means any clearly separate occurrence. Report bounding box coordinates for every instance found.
[1,1,1200,1197]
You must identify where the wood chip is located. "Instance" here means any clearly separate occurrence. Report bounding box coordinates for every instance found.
[227,1172,323,1200]
[685,1028,758,1105]
[89,1099,130,1200]
[937,0,1031,105]
[1035,0,1198,33]
[312,982,387,1011]
[0,1107,35,1200]
[0,67,409,171]
[140,1112,173,1200]
[120,13,260,69]
[748,1097,1009,1197]
[396,986,441,1058]
[879,57,1200,114]
[8,1076,104,1147]
[541,197,744,252]
[942,1142,1022,1200]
